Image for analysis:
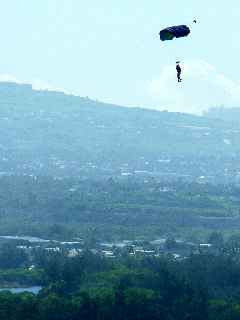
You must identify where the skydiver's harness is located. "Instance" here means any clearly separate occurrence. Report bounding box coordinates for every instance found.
[176,65,181,75]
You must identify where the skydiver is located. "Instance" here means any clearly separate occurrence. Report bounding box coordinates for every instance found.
[176,62,182,82]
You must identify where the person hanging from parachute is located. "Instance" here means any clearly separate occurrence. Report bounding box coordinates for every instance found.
[159,20,196,83]
[176,61,182,82]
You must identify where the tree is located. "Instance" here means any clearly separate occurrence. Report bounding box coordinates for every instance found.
[0,244,28,269]
[208,232,224,249]
[225,234,240,254]
[165,237,177,250]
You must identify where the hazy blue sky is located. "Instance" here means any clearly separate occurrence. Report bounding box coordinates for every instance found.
[0,0,240,113]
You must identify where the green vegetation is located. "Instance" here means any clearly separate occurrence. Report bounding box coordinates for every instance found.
[1,250,240,319]
[0,269,43,287]
[0,83,239,183]
[0,176,239,240]
[0,84,240,318]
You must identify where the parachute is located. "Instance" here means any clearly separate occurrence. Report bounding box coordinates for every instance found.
[159,25,191,41]
[158,20,196,82]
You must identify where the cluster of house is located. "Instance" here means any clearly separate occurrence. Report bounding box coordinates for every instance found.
[15,237,215,261]
[0,235,215,265]
[98,239,214,259]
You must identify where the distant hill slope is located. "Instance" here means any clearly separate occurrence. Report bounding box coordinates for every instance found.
[0,82,239,180]
[205,107,240,124]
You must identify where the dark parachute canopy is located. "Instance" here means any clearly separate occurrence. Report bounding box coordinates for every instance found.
[159,25,190,41]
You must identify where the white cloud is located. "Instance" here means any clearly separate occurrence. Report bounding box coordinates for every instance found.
[0,74,70,95]
[149,59,240,115]
[31,79,71,95]
[0,74,23,84]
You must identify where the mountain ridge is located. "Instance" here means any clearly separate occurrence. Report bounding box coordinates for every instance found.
[0,82,239,182]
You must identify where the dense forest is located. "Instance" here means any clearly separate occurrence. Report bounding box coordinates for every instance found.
[0,175,240,240]
[1,249,240,319]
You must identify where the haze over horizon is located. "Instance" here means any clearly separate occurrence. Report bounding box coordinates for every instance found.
[1,1,240,114]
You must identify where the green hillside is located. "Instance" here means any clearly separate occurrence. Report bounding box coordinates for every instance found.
[0,82,239,182]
